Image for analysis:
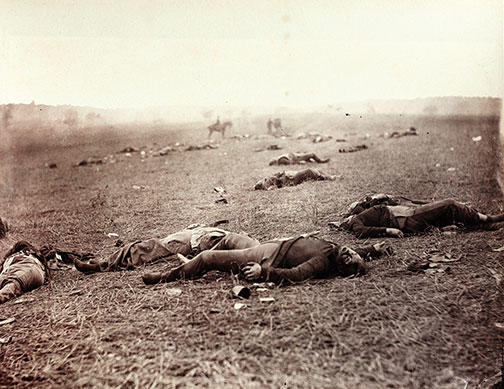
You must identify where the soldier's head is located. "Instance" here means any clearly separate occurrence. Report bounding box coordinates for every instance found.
[254,178,268,190]
[254,174,283,190]
[336,246,367,276]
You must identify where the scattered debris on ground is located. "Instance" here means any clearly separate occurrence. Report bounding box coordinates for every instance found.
[407,250,462,275]
[213,186,228,204]
[233,302,246,310]
[165,288,182,297]
[231,285,251,299]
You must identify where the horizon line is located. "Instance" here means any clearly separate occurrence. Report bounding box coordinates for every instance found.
[0,95,502,111]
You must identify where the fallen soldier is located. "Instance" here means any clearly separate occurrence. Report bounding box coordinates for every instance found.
[77,156,103,166]
[74,225,259,273]
[331,198,504,238]
[184,143,218,151]
[268,152,329,166]
[254,168,336,190]
[389,127,417,138]
[0,241,49,304]
[296,132,333,143]
[338,144,368,153]
[142,236,392,285]
[153,145,175,156]
[344,193,429,217]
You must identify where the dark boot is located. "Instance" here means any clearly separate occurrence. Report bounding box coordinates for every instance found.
[142,272,164,285]
[74,258,101,273]
[143,269,177,284]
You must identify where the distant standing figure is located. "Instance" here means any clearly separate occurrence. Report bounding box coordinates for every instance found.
[272,118,283,136]
[254,168,336,190]
[267,118,274,135]
[267,118,283,136]
[268,152,329,166]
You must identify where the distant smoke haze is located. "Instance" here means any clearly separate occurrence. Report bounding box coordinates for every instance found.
[1,97,501,132]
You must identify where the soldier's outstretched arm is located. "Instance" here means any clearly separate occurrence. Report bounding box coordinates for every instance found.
[260,255,331,284]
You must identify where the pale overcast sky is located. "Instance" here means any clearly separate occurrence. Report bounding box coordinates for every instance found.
[1,0,502,108]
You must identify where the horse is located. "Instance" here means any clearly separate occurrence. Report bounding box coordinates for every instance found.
[208,121,232,139]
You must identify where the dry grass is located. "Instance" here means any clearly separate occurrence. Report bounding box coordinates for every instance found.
[0,114,503,388]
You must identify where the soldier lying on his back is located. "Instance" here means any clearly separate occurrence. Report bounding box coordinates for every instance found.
[142,235,392,285]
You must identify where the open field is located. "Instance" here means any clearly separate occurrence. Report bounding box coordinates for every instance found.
[0,114,503,388]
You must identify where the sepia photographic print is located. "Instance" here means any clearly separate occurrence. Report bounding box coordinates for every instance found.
[1,0,503,387]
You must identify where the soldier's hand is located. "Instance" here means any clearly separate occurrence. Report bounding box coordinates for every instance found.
[373,241,394,256]
[242,262,262,280]
[386,228,404,238]
[40,245,56,260]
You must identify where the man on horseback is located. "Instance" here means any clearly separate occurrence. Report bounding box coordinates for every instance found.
[208,117,232,139]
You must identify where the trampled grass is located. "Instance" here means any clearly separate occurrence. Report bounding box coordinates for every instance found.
[0,114,502,388]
